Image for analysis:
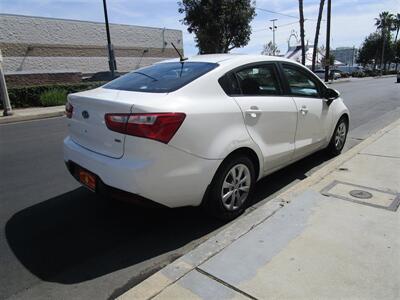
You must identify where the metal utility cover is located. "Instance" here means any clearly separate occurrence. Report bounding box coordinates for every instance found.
[321,180,400,211]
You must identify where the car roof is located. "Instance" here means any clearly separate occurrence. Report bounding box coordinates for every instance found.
[160,54,301,67]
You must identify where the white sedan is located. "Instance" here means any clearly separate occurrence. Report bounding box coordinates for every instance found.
[64,54,349,220]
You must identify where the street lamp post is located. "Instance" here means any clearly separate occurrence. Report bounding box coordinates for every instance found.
[269,19,278,56]
[102,0,117,79]
[324,0,331,82]
[0,50,13,116]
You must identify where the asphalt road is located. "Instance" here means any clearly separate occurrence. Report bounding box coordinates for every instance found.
[0,76,399,299]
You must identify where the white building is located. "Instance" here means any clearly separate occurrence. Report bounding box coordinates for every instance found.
[0,14,183,75]
[284,31,344,68]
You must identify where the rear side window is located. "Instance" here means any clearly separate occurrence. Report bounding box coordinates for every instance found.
[235,65,281,96]
[104,62,218,93]
[218,73,241,95]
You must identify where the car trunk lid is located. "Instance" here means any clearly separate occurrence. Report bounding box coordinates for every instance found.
[67,88,135,158]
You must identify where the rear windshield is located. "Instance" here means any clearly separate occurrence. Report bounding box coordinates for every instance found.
[103,62,218,93]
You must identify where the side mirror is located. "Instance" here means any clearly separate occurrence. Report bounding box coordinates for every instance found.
[324,88,340,104]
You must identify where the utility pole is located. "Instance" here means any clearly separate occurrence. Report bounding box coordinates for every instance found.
[324,0,331,82]
[0,50,13,116]
[380,26,386,75]
[102,0,117,79]
[269,19,278,56]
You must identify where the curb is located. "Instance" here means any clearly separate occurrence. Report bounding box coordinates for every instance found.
[0,110,65,124]
[118,117,400,300]
[327,79,351,84]
[327,74,397,85]
[373,74,397,79]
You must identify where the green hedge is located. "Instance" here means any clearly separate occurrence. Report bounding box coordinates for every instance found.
[340,73,350,78]
[39,88,68,107]
[351,71,368,77]
[382,70,398,75]
[352,69,398,78]
[1,82,105,109]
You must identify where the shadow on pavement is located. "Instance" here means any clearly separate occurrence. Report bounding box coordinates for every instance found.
[5,188,225,284]
[5,149,333,285]
[251,149,334,204]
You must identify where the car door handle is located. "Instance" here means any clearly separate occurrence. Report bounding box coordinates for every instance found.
[299,106,308,115]
[245,107,261,118]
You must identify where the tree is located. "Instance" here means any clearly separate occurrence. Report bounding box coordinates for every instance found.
[311,0,325,71]
[375,11,394,72]
[261,41,280,56]
[357,32,395,68]
[357,33,379,67]
[394,40,400,69]
[328,54,335,66]
[298,0,306,65]
[321,53,335,68]
[392,13,400,70]
[393,13,400,43]
[178,0,256,54]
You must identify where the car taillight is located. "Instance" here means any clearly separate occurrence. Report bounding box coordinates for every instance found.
[105,113,186,144]
[65,102,73,119]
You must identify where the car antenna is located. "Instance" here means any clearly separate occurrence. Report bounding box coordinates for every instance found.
[171,42,187,62]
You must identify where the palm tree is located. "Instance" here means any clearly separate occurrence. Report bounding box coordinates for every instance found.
[311,0,325,71]
[394,13,400,43]
[298,0,306,65]
[393,14,400,71]
[375,11,394,72]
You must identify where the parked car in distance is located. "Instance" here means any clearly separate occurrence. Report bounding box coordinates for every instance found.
[64,54,349,220]
[337,65,363,74]
[331,70,342,80]
[313,69,326,80]
[331,69,348,78]
[313,69,342,80]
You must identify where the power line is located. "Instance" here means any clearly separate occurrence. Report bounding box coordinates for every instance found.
[256,7,298,19]
[253,20,307,33]
[256,6,324,22]
[279,20,301,27]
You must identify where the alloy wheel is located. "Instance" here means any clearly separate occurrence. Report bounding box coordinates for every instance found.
[221,164,251,211]
[335,121,347,150]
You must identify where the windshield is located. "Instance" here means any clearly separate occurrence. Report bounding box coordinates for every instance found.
[103,62,218,93]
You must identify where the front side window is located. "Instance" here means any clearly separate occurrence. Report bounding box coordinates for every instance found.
[282,65,320,97]
[235,65,281,96]
[104,62,218,93]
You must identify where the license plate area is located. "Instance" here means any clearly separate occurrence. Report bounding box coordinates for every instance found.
[77,167,97,191]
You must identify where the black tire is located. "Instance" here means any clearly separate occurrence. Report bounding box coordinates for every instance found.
[326,116,348,156]
[203,155,256,221]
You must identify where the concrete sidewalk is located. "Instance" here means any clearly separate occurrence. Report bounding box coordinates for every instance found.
[327,74,397,85]
[121,119,400,300]
[0,105,65,124]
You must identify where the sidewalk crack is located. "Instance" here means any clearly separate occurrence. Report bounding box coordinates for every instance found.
[359,153,400,159]
[348,137,364,141]
[195,267,258,300]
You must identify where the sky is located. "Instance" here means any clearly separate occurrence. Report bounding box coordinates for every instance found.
[1,0,399,56]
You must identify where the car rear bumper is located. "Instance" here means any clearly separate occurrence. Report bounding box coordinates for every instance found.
[63,136,221,208]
